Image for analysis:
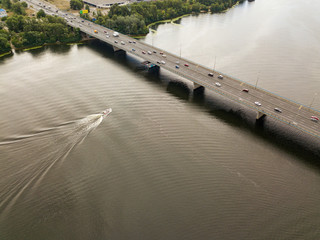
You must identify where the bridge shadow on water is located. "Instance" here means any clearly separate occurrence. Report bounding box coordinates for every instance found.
[88,40,320,169]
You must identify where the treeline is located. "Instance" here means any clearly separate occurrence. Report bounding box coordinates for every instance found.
[83,0,243,35]
[0,30,11,54]
[7,14,81,48]
[0,0,81,53]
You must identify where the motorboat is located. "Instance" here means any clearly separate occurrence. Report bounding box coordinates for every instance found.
[102,108,112,116]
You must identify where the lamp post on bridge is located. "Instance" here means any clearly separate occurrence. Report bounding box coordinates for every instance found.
[255,71,260,89]
[309,93,318,109]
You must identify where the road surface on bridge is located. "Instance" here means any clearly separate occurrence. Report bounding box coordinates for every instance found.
[26,0,320,139]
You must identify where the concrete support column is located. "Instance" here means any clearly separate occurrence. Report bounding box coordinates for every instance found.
[194,82,203,90]
[113,46,126,55]
[256,111,266,120]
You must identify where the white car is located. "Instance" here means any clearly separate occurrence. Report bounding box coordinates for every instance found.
[255,101,262,106]
[215,82,221,87]
[160,60,166,64]
[147,51,152,55]
[218,74,224,79]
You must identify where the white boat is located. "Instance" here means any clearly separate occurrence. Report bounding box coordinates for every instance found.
[102,108,112,116]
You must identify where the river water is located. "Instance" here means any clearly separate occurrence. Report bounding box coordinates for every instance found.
[1,0,320,239]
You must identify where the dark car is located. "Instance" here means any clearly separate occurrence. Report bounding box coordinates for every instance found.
[242,89,249,93]
[208,73,214,77]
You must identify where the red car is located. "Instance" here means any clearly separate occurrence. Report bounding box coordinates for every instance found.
[184,63,189,67]
[142,51,146,54]
[311,116,319,122]
[242,89,249,93]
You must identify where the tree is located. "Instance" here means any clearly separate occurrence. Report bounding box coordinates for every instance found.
[70,0,84,10]
[12,2,26,15]
[37,9,46,18]
[85,4,90,13]
[2,0,12,9]
[0,36,11,53]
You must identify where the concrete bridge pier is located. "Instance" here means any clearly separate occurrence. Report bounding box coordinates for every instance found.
[256,111,266,120]
[193,82,204,90]
[113,46,126,55]
[148,64,160,73]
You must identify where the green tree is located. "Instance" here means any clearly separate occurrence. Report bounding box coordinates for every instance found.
[6,15,25,32]
[36,9,46,18]
[12,2,26,15]
[70,0,84,10]
[2,0,12,9]
[85,4,90,13]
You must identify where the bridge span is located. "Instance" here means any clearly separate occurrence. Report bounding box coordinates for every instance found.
[26,0,320,139]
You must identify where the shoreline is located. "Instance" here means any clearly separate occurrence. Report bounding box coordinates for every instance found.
[145,1,240,34]
[2,38,92,57]
[0,51,13,58]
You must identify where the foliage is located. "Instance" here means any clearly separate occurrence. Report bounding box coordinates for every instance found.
[5,14,81,48]
[70,0,83,10]
[0,29,11,53]
[11,2,26,15]
[85,4,90,13]
[1,0,12,9]
[97,0,242,35]
[36,9,46,18]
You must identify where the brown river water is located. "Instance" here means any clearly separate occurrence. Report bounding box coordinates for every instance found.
[0,0,320,239]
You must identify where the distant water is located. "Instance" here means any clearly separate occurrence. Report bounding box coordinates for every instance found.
[0,0,320,239]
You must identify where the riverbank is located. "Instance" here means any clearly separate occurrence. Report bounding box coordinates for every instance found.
[0,51,13,58]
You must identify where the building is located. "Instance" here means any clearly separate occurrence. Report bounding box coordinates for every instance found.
[83,0,128,8]
[0,9,8,18]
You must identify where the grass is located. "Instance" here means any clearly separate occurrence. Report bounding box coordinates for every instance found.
[23,46,43,51]
[45,0,70,10]
[0,51,12,58]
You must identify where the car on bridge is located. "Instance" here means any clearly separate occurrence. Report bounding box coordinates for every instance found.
[161,60,166,64]
[208,73,214,77]
[184,63,189,67]
[311,116,319,122]
[242,89,249,93]
[255,101,262,106]
[176,65,180,69]
[274,108,282,113]
[218,74,224,79]
[215,82,221,87]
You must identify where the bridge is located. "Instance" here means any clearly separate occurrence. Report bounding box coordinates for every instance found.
[26,0,320,139]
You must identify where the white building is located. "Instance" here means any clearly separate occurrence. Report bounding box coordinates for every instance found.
[83,0,128,8]
[0,9,8,18]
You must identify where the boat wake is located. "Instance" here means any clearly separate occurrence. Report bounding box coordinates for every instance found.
[0,110,111,219]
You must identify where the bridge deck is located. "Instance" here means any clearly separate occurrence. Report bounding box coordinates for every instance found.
[27,0,320,139]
